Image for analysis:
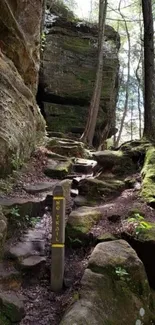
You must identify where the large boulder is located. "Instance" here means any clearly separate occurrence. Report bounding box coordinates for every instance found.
[93,150,136,175]
[60,240,155,325]
[39,10,120,146]
[0,1,45,176]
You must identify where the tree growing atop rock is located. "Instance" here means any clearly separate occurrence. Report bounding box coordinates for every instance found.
[81,0,108,146]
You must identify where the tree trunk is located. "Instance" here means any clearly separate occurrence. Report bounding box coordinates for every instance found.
[115,17,131,147]
[142,0,155,139]
[135,56,142,138]
[81,0,107,146]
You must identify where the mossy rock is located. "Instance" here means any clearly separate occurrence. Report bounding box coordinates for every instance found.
[46,137,87,158]
[0,292,25,323]
[44,159,72,179]
[141,147,155,205]
[135,223,155,242]
[0,312,11,325]
[93,150,135,175]
[78,177,125,200]
[60,240,155,325]
[96,233,117,243]
[66,207,102,245]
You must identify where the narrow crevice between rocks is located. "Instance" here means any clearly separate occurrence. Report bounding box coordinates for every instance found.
[121,233,155,290]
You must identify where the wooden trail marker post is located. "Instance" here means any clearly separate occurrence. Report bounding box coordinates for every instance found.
[51,184,65,291]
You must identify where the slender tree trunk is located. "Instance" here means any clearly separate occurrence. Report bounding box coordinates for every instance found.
[81,0,107,146]
[135,53,142,138]
[142,0,155,139]
[115,17,131,147]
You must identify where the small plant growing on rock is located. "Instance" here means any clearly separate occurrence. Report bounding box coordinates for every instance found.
[115,266,129,281]
[121,213,152,236]
[10,207,20,218]
[11,153,24,170]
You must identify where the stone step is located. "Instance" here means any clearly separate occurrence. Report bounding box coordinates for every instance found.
[44,159,72,179]
[73,158,97,174]
[0,196,46,220]
[20,256,46,270]
[23,182,57,194]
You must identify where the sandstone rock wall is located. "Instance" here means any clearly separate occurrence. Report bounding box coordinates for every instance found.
[40,14,120,144]
[0,0,45,176]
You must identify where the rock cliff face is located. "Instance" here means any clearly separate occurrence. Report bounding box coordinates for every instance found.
[0,0,45,176]
[40,13,120,145]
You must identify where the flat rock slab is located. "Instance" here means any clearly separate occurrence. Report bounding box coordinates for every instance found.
[6,239,45,261]
[0,292,25,322]
[0,196,46,220]
[73,158,97,174]
[44,159,72,179]
[20,256,46,269]
[46,137,88,158]
[66,207,102,244]
[23,182,56,194]
[60,240,155,325]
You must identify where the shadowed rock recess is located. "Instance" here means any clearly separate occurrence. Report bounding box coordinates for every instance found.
[0,0,45,176]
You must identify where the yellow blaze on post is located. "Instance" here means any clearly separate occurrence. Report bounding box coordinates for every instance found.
[51,185,65,292]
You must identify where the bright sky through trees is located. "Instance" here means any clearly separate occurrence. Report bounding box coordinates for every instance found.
[75,0,91,18]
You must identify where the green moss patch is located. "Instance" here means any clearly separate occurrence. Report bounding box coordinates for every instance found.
[141,147,155,205]
[44,159,72,179]
[66,207,102,245]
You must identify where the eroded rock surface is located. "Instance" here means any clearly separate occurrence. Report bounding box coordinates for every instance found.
[0,1,45,176]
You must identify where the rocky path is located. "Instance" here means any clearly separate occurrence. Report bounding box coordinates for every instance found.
[1,138,155,324]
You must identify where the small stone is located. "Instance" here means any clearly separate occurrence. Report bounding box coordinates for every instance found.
[0,292,25,322]
[139,308,145,317]
[71,189,78,197]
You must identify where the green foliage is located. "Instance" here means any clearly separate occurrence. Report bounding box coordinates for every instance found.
[67,236,83,247]
[115,266,129,281]
[10,207,20,218]
[41,32,46,52]
[11,153,24,171]
[0,178,14,194]
[122,213,153,236]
